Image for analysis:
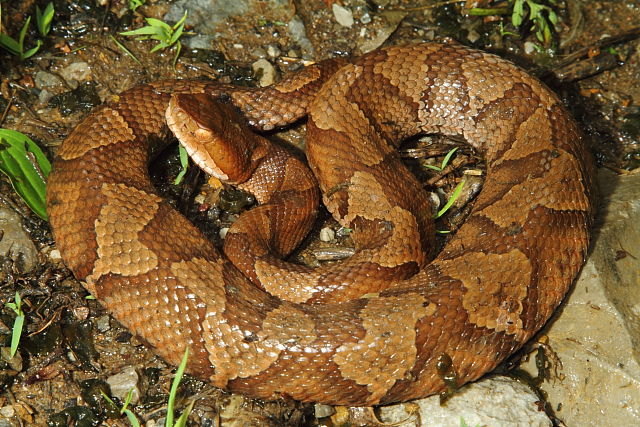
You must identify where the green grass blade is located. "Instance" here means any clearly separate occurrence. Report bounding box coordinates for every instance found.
[18,16,31,50]
[0,130,51,219]
[174,400,195,427]
[109,35,142,65]
[10,314,24,358]
[36,2,55,36]
[21,39,42,60]
[123,409,141,427]
[166,347,189,427]
[435,179,466,219]
[440,147,458,170]
[145,17,172,31]
[0,33,20,55]
[120,26,164,37]
[174,144,188,185]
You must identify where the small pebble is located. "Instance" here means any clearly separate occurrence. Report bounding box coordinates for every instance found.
[0,406,15,418]
[95,315,111,333]
[333,4,354,27]
[106,366,140,404]
[219,227,229,239]
[428,192,441,212]
[524,41,537,54]
[266,44,281,58]
[49,248,62,261]
[252,59,277,87]
[315,403,335,418]
[1,347,23,371]
[251,47,267,59]
[34,70,60,90]
[60,62,92,84]
[319,227,335,242]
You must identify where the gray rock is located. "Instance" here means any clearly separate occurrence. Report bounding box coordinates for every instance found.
[518,169,640,425]
[287,15,314,58]
[60,62,91,86]
[314,403,335,418]
[34,70,61,90]
[165,0,250,34]
[95,315,111,333]
[106,366,141,405]
[0,206,39,273]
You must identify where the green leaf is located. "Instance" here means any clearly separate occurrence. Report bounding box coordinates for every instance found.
[109,35,142,65]
[36,2,55,36]
[18,16,31,49]
[174,144,188,185]
[435,179,466,219]
[512,0,525,27]
[466,7,510,16]
[172,41,182,68]
[149,41,170,53]
[173,11,188,31]
[120,26,166,37]
[6,292,24,358]
[22,39,42,60]
[174,400,195,427]
[145,17,172,32]
[0,129,51,219]
[10,314,24,358]
[166,347,190,427]
[123,409,141,427]
[440,147,458,170]
[0,33,21,55]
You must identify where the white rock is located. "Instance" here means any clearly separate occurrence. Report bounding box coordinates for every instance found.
[524,41,537,54]
[219,227,229,239]
[0,405,15,418]
[378,377,552,427]
[332,4,354,27]
[49,248,62,261]
[252,59,277,87]
[319,227,335,242]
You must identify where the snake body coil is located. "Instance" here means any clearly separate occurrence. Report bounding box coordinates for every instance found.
[46,43,595,405]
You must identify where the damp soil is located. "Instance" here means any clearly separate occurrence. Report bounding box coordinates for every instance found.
[0,0,639,426]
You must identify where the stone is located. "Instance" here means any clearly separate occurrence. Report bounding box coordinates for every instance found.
[332,4,354,27]
[106,366,140,405]
[60,62,92,85]
[319,227,335,242]
[518,169,640,425]
[0,205,39,273]
[252,59,277,87]
[379,377,552,426]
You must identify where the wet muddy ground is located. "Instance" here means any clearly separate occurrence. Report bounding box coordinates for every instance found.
[0,0,639,425]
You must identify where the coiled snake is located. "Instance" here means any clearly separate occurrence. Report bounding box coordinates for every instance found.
[46,43,595,405]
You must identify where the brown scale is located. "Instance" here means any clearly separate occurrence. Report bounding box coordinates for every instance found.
[46,43,595,406]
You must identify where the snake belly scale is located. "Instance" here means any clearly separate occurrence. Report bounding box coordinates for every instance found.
[46,43,595,405]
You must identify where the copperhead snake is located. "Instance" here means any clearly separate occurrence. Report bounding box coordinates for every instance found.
[46,43,595,406]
